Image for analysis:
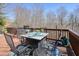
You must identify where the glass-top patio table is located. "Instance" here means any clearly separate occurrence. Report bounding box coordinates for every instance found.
[20,32,48,48]
[21,32,48,40]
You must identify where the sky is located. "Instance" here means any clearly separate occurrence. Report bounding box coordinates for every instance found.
[4,3,79,21]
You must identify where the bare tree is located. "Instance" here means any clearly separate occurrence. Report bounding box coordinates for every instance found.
[31,4,45,28]
[68,13,74,30]
[74,7,79,24]
[57,7,67,27]
[14,5,31,28]
[73,7,79,32]
[46,11,56,29]
[56,7,67,38]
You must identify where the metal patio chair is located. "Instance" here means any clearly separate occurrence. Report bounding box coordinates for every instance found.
[16,28,26,44]
[23,26,31,33]
[4,33,33,56]
[16,28,31,44]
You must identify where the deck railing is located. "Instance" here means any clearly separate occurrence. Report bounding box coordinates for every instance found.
[7,27,69,40]
[44,28,69,40]
[68,29,79,56]
[6,27,79,56]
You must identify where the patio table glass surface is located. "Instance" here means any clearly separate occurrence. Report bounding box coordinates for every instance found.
[20,32,48,40]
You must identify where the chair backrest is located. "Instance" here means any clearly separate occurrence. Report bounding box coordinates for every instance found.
[34,28,44,32]
[17,28,27,41]
[4,33,16,51]
[23,26,29,29]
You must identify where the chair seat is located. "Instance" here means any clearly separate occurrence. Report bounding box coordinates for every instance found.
[13,45,33,56]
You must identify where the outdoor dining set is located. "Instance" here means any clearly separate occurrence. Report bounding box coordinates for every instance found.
[3,26,69,56]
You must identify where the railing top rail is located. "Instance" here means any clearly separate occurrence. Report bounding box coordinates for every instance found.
[69,29,79,41]
[69,29,79,37]
[7,27,69,31]
[44,28,68,31]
